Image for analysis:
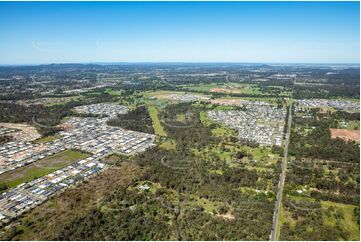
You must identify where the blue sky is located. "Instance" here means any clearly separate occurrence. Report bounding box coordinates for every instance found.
[0,1,359,64]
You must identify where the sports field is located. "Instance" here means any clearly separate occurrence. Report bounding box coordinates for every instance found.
[0,149,89,189]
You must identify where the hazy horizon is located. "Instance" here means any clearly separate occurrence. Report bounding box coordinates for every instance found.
[0,62,360,67]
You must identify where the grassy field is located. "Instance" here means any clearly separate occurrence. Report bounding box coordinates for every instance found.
[176,113,186,122]
[214,105,239,110]
[193,142,279,190]
[144,90,186,98]
[105,88,123,96]
[148,106,167,136]
[0,149,89,189]
[46,96,82,107]
[182,83,221,92]
[144,90,210,101]
[194,197,219,214]
[33,135,61,144]
[279,195,360,241]
[214,96,279,104]
[211,126,236,137]
[346,120,360,130]
[199,111,212,126]
[338,120,360,130]
[201,110,237,137]
[181,83,263,95]
[159,139,177,150]
[322,201,360,241]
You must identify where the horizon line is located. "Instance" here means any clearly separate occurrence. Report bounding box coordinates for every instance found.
[0,61,360,67]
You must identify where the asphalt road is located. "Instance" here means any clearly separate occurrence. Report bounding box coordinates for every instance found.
[270,99,293,241]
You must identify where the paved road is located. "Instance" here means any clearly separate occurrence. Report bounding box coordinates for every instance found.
[270,98,293,241]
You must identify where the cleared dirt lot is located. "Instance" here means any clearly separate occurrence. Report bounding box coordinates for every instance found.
[0,123,41,141]
[211,99,242,106]
[209,87,241,93]
[330,128,360,143]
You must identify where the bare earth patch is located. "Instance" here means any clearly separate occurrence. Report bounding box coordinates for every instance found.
[209,87,241,94]
[330,128,360,143]
[216,213,235,220]
[56,123,74,130]
[211,99,242,106]
[0,123,41,141]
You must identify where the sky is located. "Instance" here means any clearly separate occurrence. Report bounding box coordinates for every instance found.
[0,1,359,65]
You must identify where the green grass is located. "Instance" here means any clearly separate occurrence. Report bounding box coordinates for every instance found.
[148,106,167,136]
[208,169,224,175]
[33,135,61,144]
[214,105,238,110]
[194,197,219,214]
[45,96,82,107]
[181,83,263,95]
[105,88,123,96]
[344,120,360,130]
[144,90,186,98]
[183,83,219,92]
[211,126,235,137]
[348,120,360,130]
[159,139,177,150]
[176,113,186,122]
[193,142,280,176]
[143,98,168,108]
[215,96,279,104]
[322,201,360,241]
[199,111,212,126]
[199,109,236,137]
[144,90,209,101]
[85,92,102,96]
[281,195,360,241]
[0,149,89,189]
[276,195,285,240]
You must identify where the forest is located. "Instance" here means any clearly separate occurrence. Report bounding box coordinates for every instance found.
[0,135,12,144]
[289,109,360,163]
[281,106,360,240]
[280,197,355,241]
[107,105,154,134]
[0,101,84,136]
